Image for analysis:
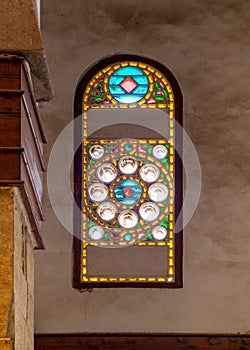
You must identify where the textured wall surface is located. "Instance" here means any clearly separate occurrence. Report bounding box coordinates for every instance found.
[0,0,53,101]
[0,188,34,349]
[35,0,250,333]
[0,188,14,341]
[14,190,34,350]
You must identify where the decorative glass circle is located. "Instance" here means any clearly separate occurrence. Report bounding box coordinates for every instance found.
[118,210,138,228]
[139,202,160,221]
[108,66,149,104]
[118,156,138,174]
[88,183,108,202]
[152,226,167,240]
[139,164,160,183]
[89,145,104,160]
[148,183,169,202]
[124,143,132,151]
[124,233,133,242]
[114,179,142,206]
[152,145,168,160]
[97,202,117,221]
[96,163,117,183]
[88,225,104,240]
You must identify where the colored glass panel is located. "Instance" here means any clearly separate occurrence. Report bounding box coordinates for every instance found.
[114,179,142,206]
[84,139,172,245]
[108,66,149,103]
[80,60,177,285]
[84,61,173,108]
[111,95,145,104]
[113,66,144,76]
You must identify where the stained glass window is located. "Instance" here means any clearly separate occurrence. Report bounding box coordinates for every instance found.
[74,55,183,288]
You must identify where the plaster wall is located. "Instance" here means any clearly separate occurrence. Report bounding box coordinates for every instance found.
[14,189,35,350]
[0,188,35,349]
[35,0,250,333]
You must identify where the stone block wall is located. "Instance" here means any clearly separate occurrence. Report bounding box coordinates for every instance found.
[0,188,35,350]
[14,189,35,350]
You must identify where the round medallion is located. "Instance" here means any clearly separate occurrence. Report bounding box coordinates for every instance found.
[114,179,142,206]
[124,143,133,151]
[124,233,133,242]
[118,210,138,228]
[88,226,104,240]
[148,183,169,202]
[88,183,108,202]
[152,226,167,240]
[118,156,138,174]
[108,66,149,104]
[97,202,117,221]
[139,202,160,221]
[139,164,160,183]
[152,145,168,160]
[89,145,104,160]
[96,163,117,183]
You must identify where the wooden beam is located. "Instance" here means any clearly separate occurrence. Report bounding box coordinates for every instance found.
[35,334,250,350]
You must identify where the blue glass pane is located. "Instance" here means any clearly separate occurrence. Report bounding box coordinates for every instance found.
[109,76,124,85]
[133,76,149,84]
[120,198,138,205]
[114,66,143,76]
[113,94,145,103]
[109,85,126,95]
[132,85,148,94]
[114,179,142,206]
[108,66,149,104]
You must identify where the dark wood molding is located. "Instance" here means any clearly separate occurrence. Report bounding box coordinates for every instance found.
[0,180,24,185]
[18,186,44,249]
[0,146,24,153]
[0,89,24,95]
[73,54,183,289]
[22,95,46,171]
[0,56,46,249]
[35,334,250,350]
[21,152,44,221]
[21,61,48,143]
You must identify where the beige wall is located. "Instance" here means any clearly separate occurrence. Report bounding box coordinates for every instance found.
[0,188,14,349]
[0,188,35,350]
[14,190,35,350]
[35,0,250,333]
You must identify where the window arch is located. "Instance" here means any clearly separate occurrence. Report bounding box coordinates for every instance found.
[73,54,183,288]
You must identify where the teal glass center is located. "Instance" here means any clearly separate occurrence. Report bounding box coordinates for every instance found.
[108,66,149,104]
[114,179,142,206]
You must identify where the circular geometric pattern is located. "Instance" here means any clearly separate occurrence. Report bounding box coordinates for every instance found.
[118,156,138,174]
[89,145,104,160]
[124,233,133,242]
[118,210,138,228]
[108,66,149,104]
[124,143,132,151]
[152,145,168,160]
[148,183,169,202]
[139,202,160,222]
[152,226,167,240]
[97,202,117,221]
[114,179,142,206]
[88,225,104,240]
[88,183,108,202]
[96,163,117,183]
[139,163,160,183]
[86,140,171,245]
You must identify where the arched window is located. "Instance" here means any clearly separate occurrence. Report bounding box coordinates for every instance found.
[73,54,183,288]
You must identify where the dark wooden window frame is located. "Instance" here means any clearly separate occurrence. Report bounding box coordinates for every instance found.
[35,334,250,350]
[73,54,183,289]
